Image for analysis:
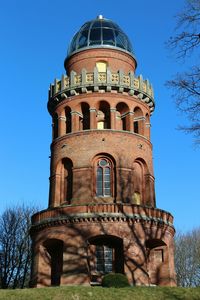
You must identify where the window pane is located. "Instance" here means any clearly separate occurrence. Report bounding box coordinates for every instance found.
[104,246,113,273]
[104,167,110,174]
[91,21,102,28]
[97,167,103,180]
[97,167,103,196]
[89,28,101,45]
[115,31,126,49]
[104,188,111,196]
[69,32,78,53]
[102,21,114,28]
[104,181,110,188]
[81,22,90,31]
[104,174,110,181]
[104,167,111,196]
[96,246,104,258]
[96,246,104,272]
[102,29,115,45]
[77,31,88,48]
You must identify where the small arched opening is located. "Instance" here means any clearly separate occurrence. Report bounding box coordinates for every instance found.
[55,158,73,205]
[132,158,148,205]
[146,239,168,286]
[133,107,144,135]
[116,102,129,131]
[65,106,71,133]
[97,101,110,129]
[43,239,64,286]
[62,158,73,204]
[80,102,90,130]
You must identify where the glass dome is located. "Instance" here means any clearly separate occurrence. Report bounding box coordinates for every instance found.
[67,15,135,58]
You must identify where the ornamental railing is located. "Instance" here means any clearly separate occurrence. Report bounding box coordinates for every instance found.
[31,203,173,227]
[48,68,155,113]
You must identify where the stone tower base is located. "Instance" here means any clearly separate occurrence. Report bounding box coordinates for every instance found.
[30,204,176,287]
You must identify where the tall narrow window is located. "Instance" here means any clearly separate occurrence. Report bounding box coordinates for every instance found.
[96,245,113,273]
[96,159,111,196]
[134,121,139,133]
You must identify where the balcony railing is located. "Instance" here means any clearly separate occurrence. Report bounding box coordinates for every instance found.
[31,203,173,228]
[48,68,155,113]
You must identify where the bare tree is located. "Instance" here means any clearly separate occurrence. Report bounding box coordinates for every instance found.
[175,228,200,287]
[167,0,200,143]
[0,205,36,289]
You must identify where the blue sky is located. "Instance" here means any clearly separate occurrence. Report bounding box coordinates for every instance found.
[0,0,199,231]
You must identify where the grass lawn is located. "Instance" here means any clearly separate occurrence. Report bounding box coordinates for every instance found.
[0,286,200,300]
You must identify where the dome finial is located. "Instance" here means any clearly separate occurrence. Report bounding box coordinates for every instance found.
[97,14,104,19]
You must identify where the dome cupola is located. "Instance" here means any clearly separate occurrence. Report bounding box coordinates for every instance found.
[66,15,135,59]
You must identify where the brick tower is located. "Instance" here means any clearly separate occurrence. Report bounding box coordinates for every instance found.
[30,16,176,287]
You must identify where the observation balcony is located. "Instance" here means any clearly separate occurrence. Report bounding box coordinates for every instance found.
[48,68,155,114]
[31,204,174,233]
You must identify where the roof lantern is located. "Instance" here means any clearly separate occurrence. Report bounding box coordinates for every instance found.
[66,16,135,59]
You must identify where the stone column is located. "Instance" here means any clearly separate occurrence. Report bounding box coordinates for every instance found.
[71,111,80,132]
[144,174,155,207]
[58,113,66,137]
[127,112,134,131]
[145,122,151,140]
[49,174,61,207]
[90,108,97,129]
[110,108,116,130]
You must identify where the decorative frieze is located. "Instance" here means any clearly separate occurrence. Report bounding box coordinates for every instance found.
[31,203,174,234]
[48,68,155,114]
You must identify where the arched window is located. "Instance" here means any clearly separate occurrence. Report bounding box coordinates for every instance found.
[65,107,71,133]
[96,158,111,197]
[133,107,144,135]
[63,158,73,203]
[79,102,90,130]
[56,158,73,205]
[146,239,167,285]
[43,239,63,286]
[116,102,129,131]
[97,101,110,129]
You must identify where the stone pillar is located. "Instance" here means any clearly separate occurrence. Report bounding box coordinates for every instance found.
[110,108,116,130]
[144,174,155,207]
[145,122,151,140]
[49,174,61,207]
[127,112,134,131]
[58,113,66,137]
[90,108,97,129]
[71,111,80,132]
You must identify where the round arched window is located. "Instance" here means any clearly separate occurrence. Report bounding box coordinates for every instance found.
[96,158,111,196]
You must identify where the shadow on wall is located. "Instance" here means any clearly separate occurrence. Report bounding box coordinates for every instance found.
[31,155,174,287]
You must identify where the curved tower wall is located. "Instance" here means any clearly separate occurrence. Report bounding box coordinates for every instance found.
[30,17,176,287]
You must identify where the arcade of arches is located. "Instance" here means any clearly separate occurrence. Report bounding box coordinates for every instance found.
[52,101,150,140]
